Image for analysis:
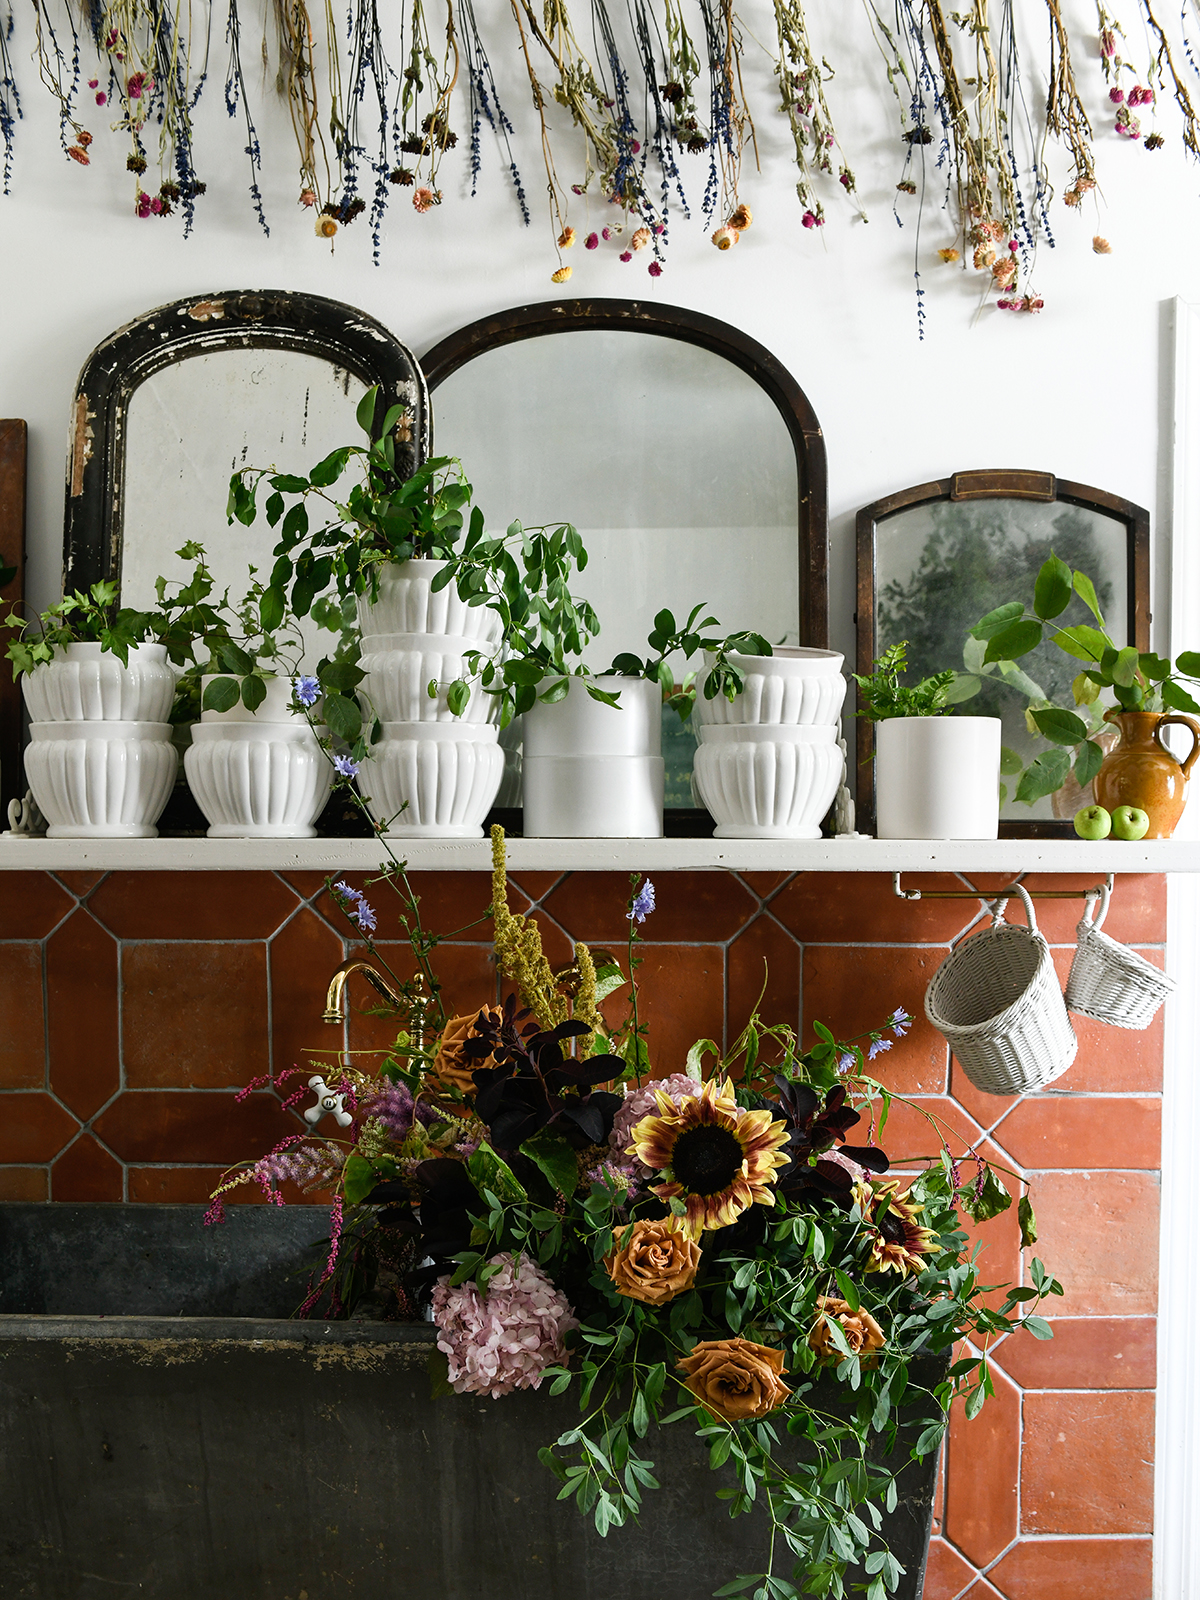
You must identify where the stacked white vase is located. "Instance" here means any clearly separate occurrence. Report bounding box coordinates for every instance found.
[691,647,848,839]
[355,560,505,837]
[185,676,334,838]
[523,677,664,838]
[23,642,178,838]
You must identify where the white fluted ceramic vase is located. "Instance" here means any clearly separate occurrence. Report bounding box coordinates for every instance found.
[25,720,177,837]
[185,726,334,837]
[692,725,844,839]
[693,647,846,728]
[360,723,504,838]
[22,642,176,723]
[358,632,499,724]
[357,560,503,645]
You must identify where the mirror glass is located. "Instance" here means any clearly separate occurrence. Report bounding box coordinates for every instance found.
[874,496,1131,821]
[431,331,800,665]
[121,350,368,662]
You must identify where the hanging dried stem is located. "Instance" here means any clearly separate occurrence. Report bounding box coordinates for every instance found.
[1141,0,1200,159]
[459,0,527,219]
[1045,0,1096,190]
[771,0,863,226]
[273,0,334,209]
[507,0,569,240]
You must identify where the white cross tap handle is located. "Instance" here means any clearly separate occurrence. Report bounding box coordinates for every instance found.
[304,1074,354,1128]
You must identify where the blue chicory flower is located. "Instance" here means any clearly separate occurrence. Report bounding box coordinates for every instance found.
[867,1038,893,1061]
[295,675,320,708]
[837,1052,856,1074]
[628,880,656,923]
[889,1007,912,1038]
[334,754,360,778]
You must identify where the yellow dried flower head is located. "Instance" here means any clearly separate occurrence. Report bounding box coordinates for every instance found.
[630,226,651,251]
[1093,235,1112,254]
[712,226,739,250]
[938,247,961,263]
[557,226,577,248]
[551,265,573,283]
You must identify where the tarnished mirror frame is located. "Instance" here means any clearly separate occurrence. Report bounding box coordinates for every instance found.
[855,468,1151,839]
[421,298,829,649]
[63,290,430,595]
[0,420,26,818]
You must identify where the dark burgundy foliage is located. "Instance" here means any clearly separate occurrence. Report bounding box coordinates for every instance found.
[464,997,624,1151]
[771,1077,890,1204]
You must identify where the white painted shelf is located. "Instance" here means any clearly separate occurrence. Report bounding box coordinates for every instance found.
[2,834,1198,873]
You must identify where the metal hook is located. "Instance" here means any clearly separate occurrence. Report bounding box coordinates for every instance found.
[893,871,1115,903]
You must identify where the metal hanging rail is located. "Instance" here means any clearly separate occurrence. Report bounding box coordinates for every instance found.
[892,872,1115,902]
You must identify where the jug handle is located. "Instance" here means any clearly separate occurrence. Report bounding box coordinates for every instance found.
[1155,714,1200,780]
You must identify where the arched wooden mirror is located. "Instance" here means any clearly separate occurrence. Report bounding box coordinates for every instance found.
[856,469,1150,837]
[63,290,428,620]
[422,298,828,818]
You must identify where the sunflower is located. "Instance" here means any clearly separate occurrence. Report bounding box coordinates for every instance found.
[856,1180,938,1277]
[629,1078,790,1239]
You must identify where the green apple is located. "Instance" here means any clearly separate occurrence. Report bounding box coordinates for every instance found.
[1073,804,1112,840]
[1111,805,1151,841]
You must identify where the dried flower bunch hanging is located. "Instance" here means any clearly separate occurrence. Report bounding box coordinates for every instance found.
[8,0,1200,319]
[211,812,1063,1598]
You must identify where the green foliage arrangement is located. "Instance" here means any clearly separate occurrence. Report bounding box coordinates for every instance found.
[609,603,774,716]
[965,552,1200,803]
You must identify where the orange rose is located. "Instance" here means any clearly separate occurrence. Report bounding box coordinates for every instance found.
[430,1009,501,1095]
[604,1219,701,1306]
[677,1337,790,1423]
[807,1296,886,1367]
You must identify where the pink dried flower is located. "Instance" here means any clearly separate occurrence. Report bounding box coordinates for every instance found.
[95,92,107,105]
[601,227,612,240]
[412,186,438,213]
[619,249,632,262]
[585,231,599,249]
[357,1078,415,1139]
[87,77,98,88]
[127,72,146,99]
[1110,87,1125,104]
[432,1252,578,1398]
[1100,28,1116,58]
[648,260,662,277]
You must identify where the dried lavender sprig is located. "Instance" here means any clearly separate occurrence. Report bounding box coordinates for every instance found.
[459,0,528,218]
[224,0,269,234]
[0,8,22,193]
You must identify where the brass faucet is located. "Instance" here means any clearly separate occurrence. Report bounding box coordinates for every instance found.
[322,958,405,1023]
[321,959,432,1051]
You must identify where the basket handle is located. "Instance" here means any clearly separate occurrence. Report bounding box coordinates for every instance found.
[995,882,1038,933]
[1077,880,1112,935]
[948,881,1039,948]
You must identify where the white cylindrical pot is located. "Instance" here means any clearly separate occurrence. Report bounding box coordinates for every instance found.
[198,675,304,723]
[22,642,176,723]
[523,677,662,760]
[693,647,847,728]
[875,717,1002,840]
[25,720,177,837]
[693,731,844,839]
[523,755,664,838]
[358,633,499,724]
[357,560,503,645]
[360,723,503,838]
[185,724,334,838]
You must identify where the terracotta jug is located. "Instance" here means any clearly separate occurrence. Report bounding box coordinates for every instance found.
[1093,709,1200,838]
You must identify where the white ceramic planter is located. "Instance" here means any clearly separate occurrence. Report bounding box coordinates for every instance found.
[185,726,333,838]
[22,642,176,723]
[25,720,177,837]
[875,716,1002,840]
[359,723,504,838]
[693,647,846,727]
[358,632,500,724]
[522,677,663,838]
[692,728,844,839]
[357,560,503,645]
[198,675,303,723]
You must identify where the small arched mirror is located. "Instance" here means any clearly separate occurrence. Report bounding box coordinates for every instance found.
[856,469,1150,836]
[63,291,428,625]
[422,299,828,814]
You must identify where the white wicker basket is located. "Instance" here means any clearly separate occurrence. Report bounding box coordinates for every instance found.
[924,885,1077,1097]
[1064,883,1176,1029]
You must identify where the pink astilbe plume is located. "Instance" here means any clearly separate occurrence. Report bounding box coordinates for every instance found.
[432,1252,578,1398]
[357,1078,416,1139]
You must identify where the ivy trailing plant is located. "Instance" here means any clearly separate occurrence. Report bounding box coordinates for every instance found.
[962,551,1200,803]
[608,603,773,714]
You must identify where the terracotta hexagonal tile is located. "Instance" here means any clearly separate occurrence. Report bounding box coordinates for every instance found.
[1026,1171,1158,1317]
[599,945,725,1073]
[0,872,74,939]
[993,1095,1160,1172]
[544,870,756,944]
[269,907,347,1083]
[129,1166,268,1204]
[986,1535,1152,1599]
[50,1133,123,1201]
[920,1535,978,1599]
[0,944,45,1090]
[46,908,119,1121]
[728,914,801,1044]
[992,1315,1155,1390]
[803,946,949,1093]
[944,1357,1020,1567]
[123,942,269,1089]
[92,1088,290,1165]
[88,871,300,939]
[1020,1391,1154,1534]
[772,873,972,945]
[0,1093,79,1163]
[0,1167,48,1200]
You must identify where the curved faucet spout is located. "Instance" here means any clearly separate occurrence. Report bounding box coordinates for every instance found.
[322,959,405,1024]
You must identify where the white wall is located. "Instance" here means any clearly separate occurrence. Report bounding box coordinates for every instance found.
[0,0,1195,670]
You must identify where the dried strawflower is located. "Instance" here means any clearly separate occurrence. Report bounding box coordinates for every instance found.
[973,245,996,270]
[1145,134,1165,150]
[412,187,438,213]
[896,180,917,195]
[728,203,752,231]
[67,146,90,166]
[126,154,146,174]
[712,225,739,250]
[938,248,960,263]
[389,168,415,186]
[1093,236,1112,254]
[992,257,1017,286]
[432,1252,578,1398]
[298,189,317,207]
[630,226,651,251]
[551,265,572,283]
[557,226,576,248]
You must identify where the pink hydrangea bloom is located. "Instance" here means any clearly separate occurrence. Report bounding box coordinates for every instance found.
[432,1253,578,1398]
[609,1074,702,1173]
